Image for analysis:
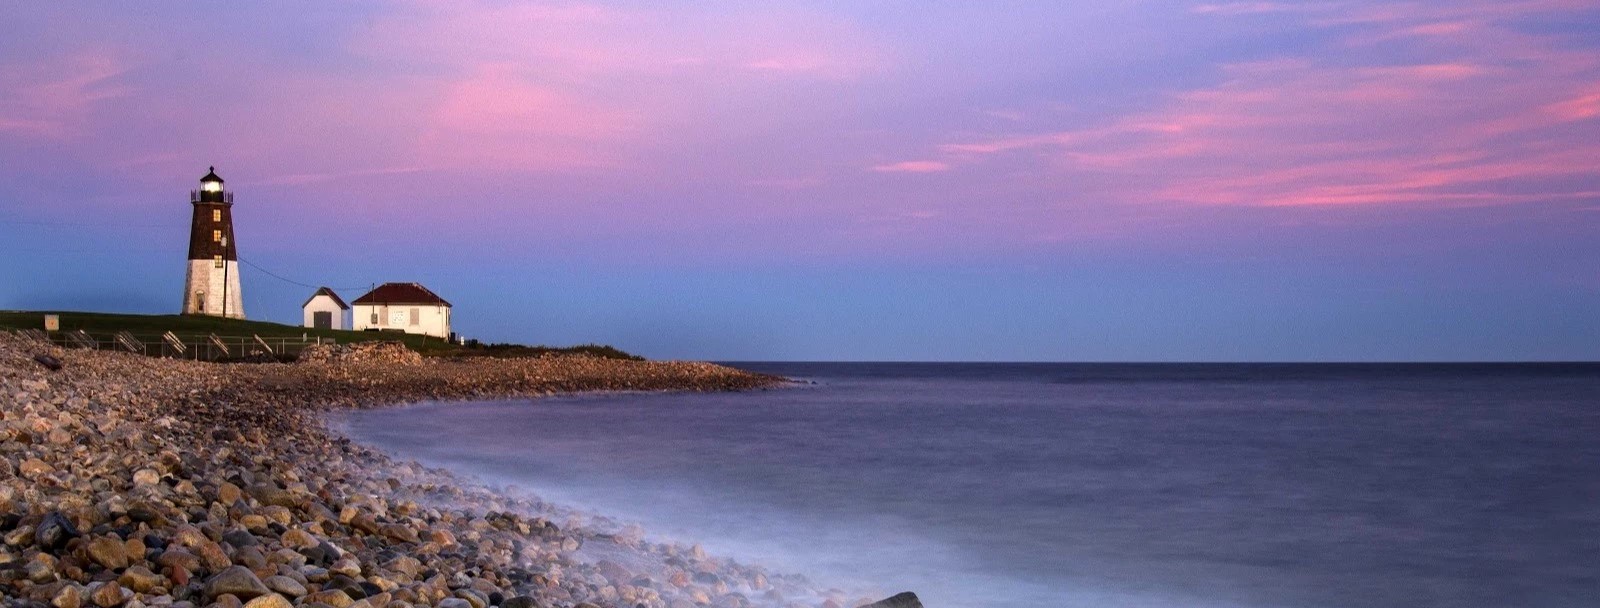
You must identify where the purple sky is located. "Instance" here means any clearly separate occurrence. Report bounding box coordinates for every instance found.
[2,1,1598,360]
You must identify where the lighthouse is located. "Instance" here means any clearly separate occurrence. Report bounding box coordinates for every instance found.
[181,167,245,318]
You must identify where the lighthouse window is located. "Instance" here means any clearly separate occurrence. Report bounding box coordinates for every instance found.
[212,210,222,222]
[213,230,222,242]
[213,255,223,268]
[195,292,205,312]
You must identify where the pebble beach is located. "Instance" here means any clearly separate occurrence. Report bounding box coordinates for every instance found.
[0,334,921,608]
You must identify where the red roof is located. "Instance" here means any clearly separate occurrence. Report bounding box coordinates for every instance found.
[351,282,452,307]
[302,287,349,310]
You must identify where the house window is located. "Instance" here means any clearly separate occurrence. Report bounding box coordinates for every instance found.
[213,229,222,242]
[410,308,420,326]
[195,291,205,312]
[213,255,223,268]
[212,209,222,222]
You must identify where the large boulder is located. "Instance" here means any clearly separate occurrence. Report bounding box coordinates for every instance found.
[858,592,923,608]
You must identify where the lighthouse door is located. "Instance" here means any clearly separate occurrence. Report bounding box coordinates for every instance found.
[313,311,332,329]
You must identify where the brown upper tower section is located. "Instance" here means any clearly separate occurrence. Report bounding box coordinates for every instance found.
[187,166,237,261]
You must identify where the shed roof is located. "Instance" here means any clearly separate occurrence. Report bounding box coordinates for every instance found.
[352,282,452,306]
[302,286,349,310]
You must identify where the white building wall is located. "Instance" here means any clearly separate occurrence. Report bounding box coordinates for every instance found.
[352,303,451,338]
[302,296,348,330]
[181,259,245,319]
[352,305,373,332]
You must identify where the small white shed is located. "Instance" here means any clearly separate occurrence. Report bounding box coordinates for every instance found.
[302,287,350,330]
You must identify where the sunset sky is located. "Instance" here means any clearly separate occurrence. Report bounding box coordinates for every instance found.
[2,1,1597,360]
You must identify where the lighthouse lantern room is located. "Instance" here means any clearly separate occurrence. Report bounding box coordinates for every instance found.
[181,166,245,318]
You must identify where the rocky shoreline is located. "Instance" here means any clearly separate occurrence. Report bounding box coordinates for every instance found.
[0,335,919,608]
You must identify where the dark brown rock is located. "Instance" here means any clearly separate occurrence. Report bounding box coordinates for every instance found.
[33,354,63,371]
[36,513,80,552]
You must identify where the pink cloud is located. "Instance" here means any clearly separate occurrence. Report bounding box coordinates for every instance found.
[1318,0,1599,34]
[248,166,429,187]
[351,2,885,80]
[319,1,890,178]
[420,63,638,170]
[1191,2,1330,16]
[1544,90,1600,122]
[0,118,56,134]
[1402,20,1476,36]
[6,0,1595,260]
[872,161,951,173]
[922,2,1600,208]
[0,52,130,138]
[747,177,824,189]
[1359,63,1486,80]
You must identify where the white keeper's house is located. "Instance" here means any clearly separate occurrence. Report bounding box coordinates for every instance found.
[301,287,350,330]
[351,282,453,339]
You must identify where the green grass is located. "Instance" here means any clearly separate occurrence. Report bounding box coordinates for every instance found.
[0,310,641,359]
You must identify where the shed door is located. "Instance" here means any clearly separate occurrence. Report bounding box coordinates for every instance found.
[313,311,332,329]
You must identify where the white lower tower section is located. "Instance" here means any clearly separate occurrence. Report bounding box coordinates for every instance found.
[181,259,245,318]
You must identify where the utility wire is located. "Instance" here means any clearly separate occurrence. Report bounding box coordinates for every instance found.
[0,218,178,229]
[236,256,371,292]
[4,217,370,293]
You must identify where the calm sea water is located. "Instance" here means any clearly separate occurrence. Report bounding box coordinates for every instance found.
[338,363,1600,608]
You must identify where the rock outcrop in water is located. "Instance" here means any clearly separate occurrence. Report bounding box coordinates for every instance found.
[856,593,922,608]
[0,333,911,608]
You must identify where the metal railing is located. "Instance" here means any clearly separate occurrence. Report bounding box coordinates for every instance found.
[18,329,327,362]
[189,190,235,204]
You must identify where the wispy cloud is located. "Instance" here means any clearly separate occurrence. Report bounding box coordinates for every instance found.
[326,1,889,173]
[982,109,1026,122]
[3,0,1597,261]
[871,161,952,173]
[1191,2,1334,16]
[1544,89,1600,121]
[918,2,1600,207]
[420,63,639,170]
[351,2,886,80]
[747,176,824,189]
[0,52,130,137]
[249,166,429,187]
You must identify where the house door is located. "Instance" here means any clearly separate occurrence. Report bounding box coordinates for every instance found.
[313,311,332,329]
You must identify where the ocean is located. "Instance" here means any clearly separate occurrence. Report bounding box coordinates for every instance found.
[337,363,1600,608]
